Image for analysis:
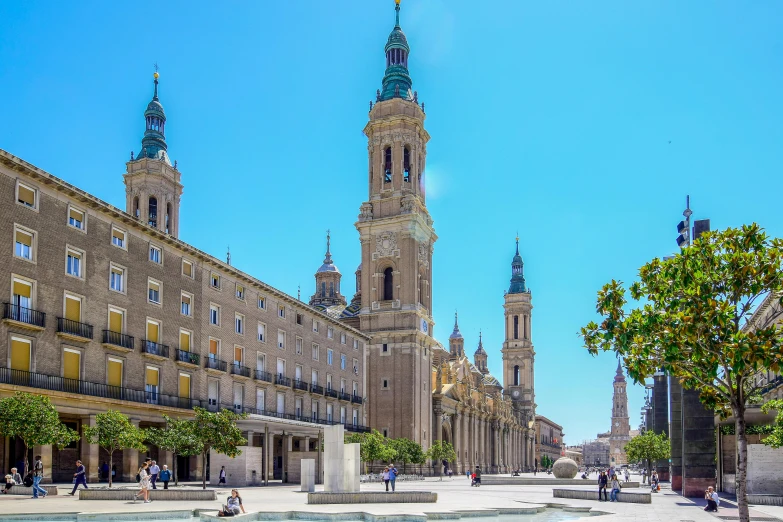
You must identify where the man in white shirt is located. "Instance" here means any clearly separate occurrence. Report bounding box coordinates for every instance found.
[149,461,160,490]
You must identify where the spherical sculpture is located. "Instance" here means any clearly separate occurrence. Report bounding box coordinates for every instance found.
[552,457,578,479]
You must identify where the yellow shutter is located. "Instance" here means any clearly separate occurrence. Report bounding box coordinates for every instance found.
[65,296,81,322]
[146,367,159,387]
[10,339,30,372]
[234,346,242,363]
[179,374,191,398]
[149,281,160,293]
[180,331,190,351]
[13,280,32,298]
[147,321,159,343]
[18,185,35,206]
[63,350,80,380]
[183,262,192,277]
[210,339,218,355]
[112,229,123,242]
[15,230,32,247]
[107,360,123,387]
[109,310,123,333]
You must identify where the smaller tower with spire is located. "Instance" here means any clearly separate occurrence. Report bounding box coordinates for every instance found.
[449,312,464,358]
[309,231,347,308]
[124,69,183,237]
[474,332,488,375]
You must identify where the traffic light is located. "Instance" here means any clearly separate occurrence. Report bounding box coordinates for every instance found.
[676,219,689,248]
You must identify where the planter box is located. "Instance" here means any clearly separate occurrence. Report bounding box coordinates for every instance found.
[307,491,437,504]
[553,488,651,504]
[78,488,217,501]
[3,485,58,496]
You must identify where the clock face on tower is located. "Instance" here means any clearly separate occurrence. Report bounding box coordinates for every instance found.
[614,421,620,427]
[421,319,428,334]
[512,390,520,398]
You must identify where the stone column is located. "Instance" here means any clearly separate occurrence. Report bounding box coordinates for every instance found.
[81,415,100,482]
[34,444,53,484]
[670,378,683,490]
[264,425,271,486]
[246,431,255,448]
[284,434,293,483]
[653,372,670,480]
[454,411,461,472]
[304,436,311,453]
[494,422,500,472]
[434,408,443,444]
[682,388,716,496]
[123,418,141,482]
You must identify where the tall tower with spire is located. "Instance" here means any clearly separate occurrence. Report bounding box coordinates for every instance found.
[310,231,346,308]
[448,313,464,358]
[609,360,631,464]
[501,238,536,467]
[357,0,436,445]
[474,332,488,374]
[124,70,183,237]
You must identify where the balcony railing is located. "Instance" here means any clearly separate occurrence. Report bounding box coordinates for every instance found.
[0,367,202,410]
[338,391,351,402]
[102,330,134,350]
[174,349,200,366]
[254,370,273,383]
[275,374,291,387]
[293,379,309,392]
[205,357,227,372]
[311,384,324,395]
[231,364,252,378]
[3,303,46,328]
[351,394,363,405]
[57,317,93,339]
[141,340,169,358]
[325,388,338,398]
[346,423,371,434]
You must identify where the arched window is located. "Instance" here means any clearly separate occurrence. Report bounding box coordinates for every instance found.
[148,197,158,228]
[513,316,519,340]
[514,365,520,386]
[321,282,326,297]
[383,267,393,301]
[165,202,172,234]
[384,147,392,183]
[133,196,140,218]
[403,147,411,182]
[329,282,334,297]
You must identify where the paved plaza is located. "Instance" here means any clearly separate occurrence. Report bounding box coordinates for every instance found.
[0,473,780,522]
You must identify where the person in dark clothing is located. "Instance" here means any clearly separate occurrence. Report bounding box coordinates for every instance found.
[598,472,608,501]
[68,460,88,495]
[473,466,481,486]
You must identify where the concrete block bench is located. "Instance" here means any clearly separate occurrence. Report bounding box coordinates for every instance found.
[307,491,437,504]
[481,477,640,488]
[553,488,651,504]
[4,485,58,496]
[78,488,217,501]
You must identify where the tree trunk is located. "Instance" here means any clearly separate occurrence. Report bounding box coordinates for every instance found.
[735,408,750,522]
[109,452,114,488]
[173,451,178,487]
[201,450,208,490]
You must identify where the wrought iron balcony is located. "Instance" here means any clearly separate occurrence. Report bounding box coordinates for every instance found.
[254,370,273,383]
[351,394,363,405]
[174,349,200,366]
[346,423,371,434]
[141,340,169,358]
[338,391,351,402]
[57,317,93,340]
[275,374,291,387]
[3,303,46,328]
[325,387,338,398]
[293,379,309,392]
[205,357,227,372]
[0,367,203,410]
[231,363,252,378]
[102,330,134,350]
[311,384,325,395]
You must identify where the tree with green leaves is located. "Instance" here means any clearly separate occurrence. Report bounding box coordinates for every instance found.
[0,392,80,474]
[146,415,200,486]
[624,431,670,478]
[581,224,783,522]
[540,454,552,469]
[760,399,783,448]
[83,409,147,488]
[425,440,456,480]
[191,407,246,489]
[388,437,426,474]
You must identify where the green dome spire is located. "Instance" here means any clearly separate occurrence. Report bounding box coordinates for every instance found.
[508,236,528,294]
[379,0,413,101]
[138,70,171,165]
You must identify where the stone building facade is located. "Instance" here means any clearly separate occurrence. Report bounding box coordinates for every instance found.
[0,74,369,484]
[582,438,610,468]
[535,415,564,467]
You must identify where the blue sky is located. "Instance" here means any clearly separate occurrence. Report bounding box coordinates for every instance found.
[1,1,782,444]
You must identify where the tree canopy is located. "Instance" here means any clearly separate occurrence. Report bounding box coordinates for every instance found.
[83,410,147,488]
[146,415,201,486]
[760,399,783,449]
[425,440,456,479]
[624,431,670,474]
[581,224,783,522]
[191,407,246,489]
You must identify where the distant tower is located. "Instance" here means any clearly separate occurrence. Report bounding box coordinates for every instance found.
[309,231,346,308]
[124,70,183,237]
[448,312,464,358]
[473,332,489,374]
[609,360,631,464]
[501,237,536,469]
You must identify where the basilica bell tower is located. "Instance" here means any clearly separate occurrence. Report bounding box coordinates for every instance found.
[609,360,631,464]
[357,0,436,446]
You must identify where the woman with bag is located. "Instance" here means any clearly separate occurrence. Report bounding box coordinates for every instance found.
[134,462,151,503]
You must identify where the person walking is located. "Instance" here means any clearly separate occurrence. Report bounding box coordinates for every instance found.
[67,460,88,496]
[610,474,621,502]
[382,466,390,492]
[219,466,227,486]
[389,464,398,492]
[642,468,647,484]
[31,455,47,499]
[149,460,160,489]
[134,462,151,503]
[598,472,608,501]
[159,465,172,490]
[473,466,481,487]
